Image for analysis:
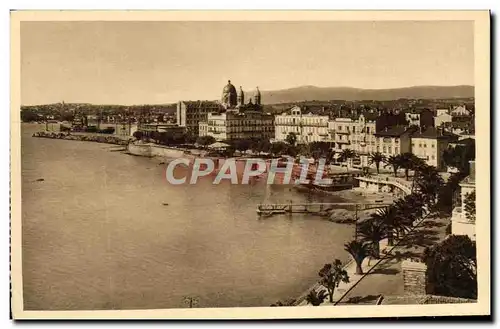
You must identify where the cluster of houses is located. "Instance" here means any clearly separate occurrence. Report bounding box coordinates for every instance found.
[173,99,474,172]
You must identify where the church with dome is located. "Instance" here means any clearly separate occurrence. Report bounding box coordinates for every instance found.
[177,79,273,141]
[220,80,262,112]
[197,79,274,141]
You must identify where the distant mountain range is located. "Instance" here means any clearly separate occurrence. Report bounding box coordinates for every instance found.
[258,85,474,104]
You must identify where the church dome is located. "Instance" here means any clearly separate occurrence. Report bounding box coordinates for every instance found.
[222,80,238,108]
[223,80,237,95]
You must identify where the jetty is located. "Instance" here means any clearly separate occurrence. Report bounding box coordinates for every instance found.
[256,202,393,218]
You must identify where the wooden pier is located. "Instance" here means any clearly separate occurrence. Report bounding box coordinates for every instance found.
[256,202,392,218]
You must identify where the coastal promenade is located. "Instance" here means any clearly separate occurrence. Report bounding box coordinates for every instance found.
[295,205,436,307]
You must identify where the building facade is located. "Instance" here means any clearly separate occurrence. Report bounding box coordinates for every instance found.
[451,105,471,116]
[410,127,454,170]
[176,100,221,136]
[404,108,434,128]
[373,126,413,159]
[434,113,453,127]
[138,123,186,136]
[200,111,274,141]
[451,161,476,240]
[328,114,377,167]
[274,106,329,144]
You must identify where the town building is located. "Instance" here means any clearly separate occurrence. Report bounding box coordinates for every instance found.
[373,126,414,159]
[176,100,221,136]
[410,127,457,171]
[451,105,471,116]
[200,111,274,141]
[451,160,476,240]
[274,106,329,144]
[435,108,450,117]
[138,123,186,139]
[329,114,378,167]
[434,112,453,127]
[198,80,273,141]
[404,108,434,128]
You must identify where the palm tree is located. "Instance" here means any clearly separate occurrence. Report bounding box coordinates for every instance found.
[358,218,386,260]
[384,155,401,177]
[318,259,350,303]
[368,152,386,174]
[399,152,422,180]
[370,206,400,246]
[305,289,328,306]
[414,164,444,207]
[392,198,419,236]
[339,149,356,169]
[344,240,370,275]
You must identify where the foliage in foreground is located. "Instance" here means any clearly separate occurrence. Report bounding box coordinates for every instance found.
[423,235,477,299]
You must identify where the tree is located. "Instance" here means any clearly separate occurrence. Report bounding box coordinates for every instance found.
[358,218,386,260]
[338,149,356,169]
[20,108,40,122]
[414,164,444,208]
[270,142,288,156]
[196,135,216,147]
[305,289,328,306]
[399,152,421,180]
[309,141,332,160]
[384,155,401,177]
[132,131,143,140]
[442,143,475,173]
[370,206,400,246]
[423,235,477,299]
[344,240,370,275]
[464,190,476,222]
[437,171,468,214]
[368,152,386,174]
[285,132,298,146]
[318,259,350,303]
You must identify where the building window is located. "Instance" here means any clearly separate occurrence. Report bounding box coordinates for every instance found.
[432,144,435,148]
[431,155,435,160]
[383,146,386,153]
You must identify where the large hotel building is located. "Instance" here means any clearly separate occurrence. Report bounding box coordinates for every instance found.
[178,80,275,141]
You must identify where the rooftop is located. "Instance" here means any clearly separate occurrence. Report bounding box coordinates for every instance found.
[374,125,413,137]
[411,127,458,140]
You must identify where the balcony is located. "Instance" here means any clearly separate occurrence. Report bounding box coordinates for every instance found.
[336,140,351,144]
[336,130,351,135]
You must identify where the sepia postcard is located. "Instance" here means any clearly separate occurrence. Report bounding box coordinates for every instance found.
[10,10,491,320]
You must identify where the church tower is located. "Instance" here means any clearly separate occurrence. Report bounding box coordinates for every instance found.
[254,87,261,105]
[237,86,245,106]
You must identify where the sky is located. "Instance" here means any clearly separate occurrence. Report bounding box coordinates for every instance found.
[20,21,474,105]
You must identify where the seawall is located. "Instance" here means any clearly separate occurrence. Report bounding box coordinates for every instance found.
[32,131,131,145]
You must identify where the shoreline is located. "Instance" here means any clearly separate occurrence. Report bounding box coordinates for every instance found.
[32,131,131,145]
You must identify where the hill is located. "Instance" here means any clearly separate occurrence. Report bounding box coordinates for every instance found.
[258,85,474,104]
